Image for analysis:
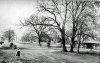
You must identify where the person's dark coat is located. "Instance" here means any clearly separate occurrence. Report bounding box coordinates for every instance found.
[16,50,20,56]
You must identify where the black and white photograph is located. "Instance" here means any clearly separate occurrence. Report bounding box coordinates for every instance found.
[0,0,100,63]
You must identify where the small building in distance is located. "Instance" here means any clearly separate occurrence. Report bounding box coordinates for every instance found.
[83,40,100,49]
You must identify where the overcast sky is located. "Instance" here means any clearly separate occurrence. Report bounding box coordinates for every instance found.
[0,0,100,40]
[0,0,37,39]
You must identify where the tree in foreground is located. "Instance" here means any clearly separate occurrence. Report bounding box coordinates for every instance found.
[37,0,100,52]
[37,0,72,52]
[68,1,100,52]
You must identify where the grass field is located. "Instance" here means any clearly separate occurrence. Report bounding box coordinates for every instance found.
[0,42,100,63]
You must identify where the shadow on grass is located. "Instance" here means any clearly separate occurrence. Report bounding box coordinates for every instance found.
[0,46,29,50]
[52,50,100,57]
[77,51,100,56]
[19,58,33,63]
[0,47,11,49]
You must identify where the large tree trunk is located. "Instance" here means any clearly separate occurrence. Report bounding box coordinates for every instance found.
[77,31,82,53]
[77,41,80,53]
[77,34,81,53]
[38,37,42,46]
[70,1,76,52]
[70,37,74,52]
[70,27,76,52]
[61,27,67,52]
[62,40,67,52]
[47,39,51,48]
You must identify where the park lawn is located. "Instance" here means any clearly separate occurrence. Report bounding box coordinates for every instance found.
[0,43,99,63]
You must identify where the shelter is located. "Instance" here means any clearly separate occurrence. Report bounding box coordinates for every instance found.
[83,40,100,49]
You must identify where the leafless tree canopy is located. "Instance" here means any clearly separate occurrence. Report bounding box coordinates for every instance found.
[20,0,100,52]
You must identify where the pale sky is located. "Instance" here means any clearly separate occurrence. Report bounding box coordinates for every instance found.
[0,0,100,40]
[0,0,37,39]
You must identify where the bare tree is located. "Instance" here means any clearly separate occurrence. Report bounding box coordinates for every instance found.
[70,1,100,52]
[20,0,100,52]
[21,32,35,43]
[20,15,50,46]
[40,32,52,48]
[37,0,71,52]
